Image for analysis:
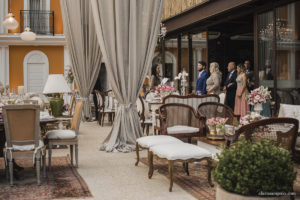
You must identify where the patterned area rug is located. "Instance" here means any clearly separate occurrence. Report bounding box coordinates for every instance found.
[0,157,92,200]
[140,157,216,200]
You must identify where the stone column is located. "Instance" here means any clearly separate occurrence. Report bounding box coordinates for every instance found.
[0,46,9,86]
[0,0,8,33]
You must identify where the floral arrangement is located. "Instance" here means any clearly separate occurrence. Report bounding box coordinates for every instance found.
[66,67,74,84]
[246,86,271,105]
[174,69,189,81]
[206,117,228,136]
[156,84,174,94]
[206,117,228,127]
[239,112,265,126]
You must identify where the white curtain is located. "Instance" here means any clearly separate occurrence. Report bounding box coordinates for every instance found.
[91,0,164,152]
[60,0,102,120]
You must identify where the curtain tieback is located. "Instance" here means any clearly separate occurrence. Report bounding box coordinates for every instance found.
[118,103,137,111]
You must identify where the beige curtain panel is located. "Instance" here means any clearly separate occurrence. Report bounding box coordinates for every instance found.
[60,0,102,120]
[91,0,164,152]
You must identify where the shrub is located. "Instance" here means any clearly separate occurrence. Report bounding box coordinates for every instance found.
[213,140,296,196]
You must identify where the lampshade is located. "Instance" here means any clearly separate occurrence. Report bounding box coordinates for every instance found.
[3,13,19,30]
[43,74,71,94]
[20,27,36,41]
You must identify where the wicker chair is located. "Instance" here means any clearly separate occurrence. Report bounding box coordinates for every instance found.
[159,103,203,143]
[225,117,299,159]
[197,102,240,135]
[2,104,46,186]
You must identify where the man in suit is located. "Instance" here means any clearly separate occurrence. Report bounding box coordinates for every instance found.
[223,61,237,110]
[195,61,208,95]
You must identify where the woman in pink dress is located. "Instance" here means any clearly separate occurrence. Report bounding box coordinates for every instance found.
[234,63,249,116]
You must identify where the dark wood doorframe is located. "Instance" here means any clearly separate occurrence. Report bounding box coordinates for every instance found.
[188,33,193,93]
[177,34,182,74]
[253,13,259,88]
[161,38,166,77]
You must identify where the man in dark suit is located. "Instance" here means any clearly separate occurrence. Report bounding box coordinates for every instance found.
[195,61,208,95]
[223,61,237,110]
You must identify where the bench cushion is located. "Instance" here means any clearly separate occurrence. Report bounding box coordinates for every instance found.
[150,143,211,160]
[136,135,182,148]
[167,125,199,134]
[47,130,76,139]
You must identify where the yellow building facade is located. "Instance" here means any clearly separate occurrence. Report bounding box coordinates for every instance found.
[0,0,69,93]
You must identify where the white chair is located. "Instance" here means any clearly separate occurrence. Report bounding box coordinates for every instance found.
[218,92,226,104]
[148,143,213,192]
[136,96,153,135]
[135,135,183,166]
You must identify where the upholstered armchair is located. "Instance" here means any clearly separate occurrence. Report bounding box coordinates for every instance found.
[46,100,83,170]
[225,117,299,159]
[159,103,203,143]
[3,104,46,186]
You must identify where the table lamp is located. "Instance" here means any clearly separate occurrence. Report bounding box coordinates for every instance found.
[43,74,71,117]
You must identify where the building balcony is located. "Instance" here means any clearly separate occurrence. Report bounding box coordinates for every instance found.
[20,10,54,36]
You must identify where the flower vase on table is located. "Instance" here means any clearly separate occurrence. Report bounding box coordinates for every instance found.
[174,69,189,96]
[206,117,228,140]
[253,103,263,114]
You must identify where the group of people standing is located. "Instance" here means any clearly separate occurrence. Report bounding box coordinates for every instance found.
[196,60,254,117]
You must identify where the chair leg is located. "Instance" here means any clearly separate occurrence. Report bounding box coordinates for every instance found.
[102,113,105,126]
[207,158,214,187]
[98,112,102,125]
[42,152,46,178]
[148,151,154,179]
[70,145,74,166]
[135,142,140,166]
[9,157,13,186]
[75,144,78,168]
[168,160,174,192]
[184,162,189,176]
[48,143,52,172]
[36,152,41,186]
[146,125,150,136]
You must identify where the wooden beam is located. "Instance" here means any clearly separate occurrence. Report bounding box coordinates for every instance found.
[188,34,193,93]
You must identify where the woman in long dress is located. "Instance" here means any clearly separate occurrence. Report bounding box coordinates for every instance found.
[234,63,249,116]
[149,64,162,90]
[206,62,222,95]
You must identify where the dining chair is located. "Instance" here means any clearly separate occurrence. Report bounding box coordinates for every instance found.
[136,96,152,136]
[46,100,83,170]
[99,90,115,126]
[2,104,46,186]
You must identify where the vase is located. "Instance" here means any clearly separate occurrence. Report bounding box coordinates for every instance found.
[216,126,225,136]
[254,103,263,114]
[208,126,216,135]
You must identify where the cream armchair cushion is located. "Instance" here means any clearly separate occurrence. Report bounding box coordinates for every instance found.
[47,130,76,139]
[167,125,199,134]
[136,135,182,148]
[150,143,211,160]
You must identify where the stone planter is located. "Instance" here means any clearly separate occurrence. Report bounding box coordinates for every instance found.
[254,103,263,114]
[216,185,288,200]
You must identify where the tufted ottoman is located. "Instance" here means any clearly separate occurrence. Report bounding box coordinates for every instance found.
[135,135,183,166]
[148,143,213,192]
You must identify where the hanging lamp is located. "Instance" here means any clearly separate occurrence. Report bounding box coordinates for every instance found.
[20,27,36,41]
[2,0,19,30]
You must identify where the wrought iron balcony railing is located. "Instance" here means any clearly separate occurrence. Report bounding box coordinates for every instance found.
[20,10,54,36]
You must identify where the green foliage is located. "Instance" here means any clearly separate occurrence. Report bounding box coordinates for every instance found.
[213,140,296,196]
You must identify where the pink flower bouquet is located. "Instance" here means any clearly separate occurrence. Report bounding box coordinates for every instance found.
[156,84,174,94]
[246,86,272,105]
[206,117,229,128]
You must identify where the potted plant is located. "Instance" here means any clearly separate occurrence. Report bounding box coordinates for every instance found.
[213,140,296,200]
[206,117,228,140]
